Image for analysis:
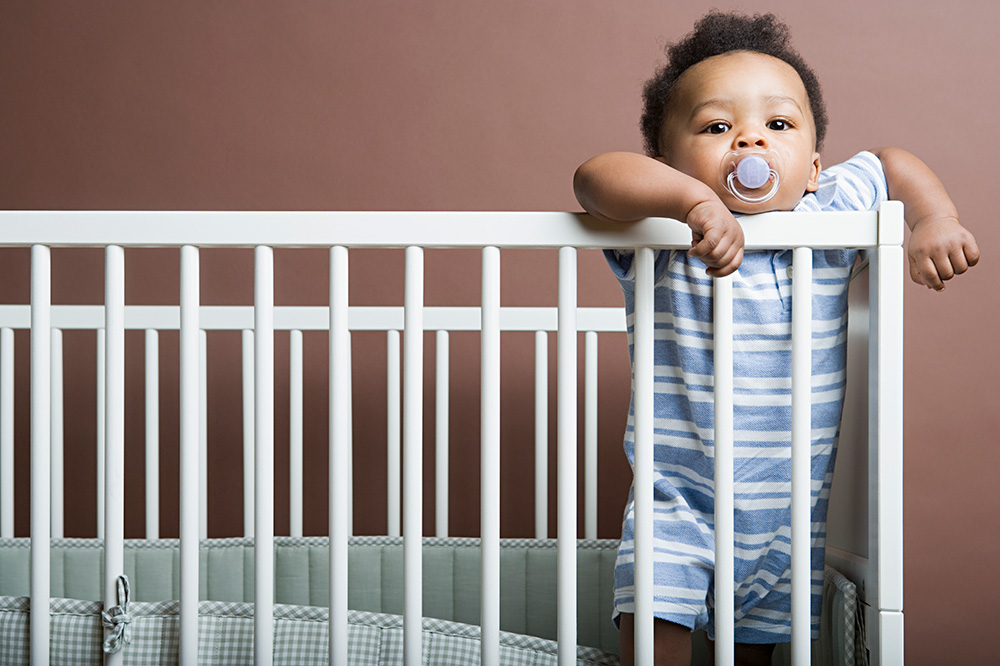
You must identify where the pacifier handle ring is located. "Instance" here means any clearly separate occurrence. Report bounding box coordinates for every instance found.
[726,169,780,204]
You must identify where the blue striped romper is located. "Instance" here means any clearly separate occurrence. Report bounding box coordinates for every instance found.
[605,152,888,643]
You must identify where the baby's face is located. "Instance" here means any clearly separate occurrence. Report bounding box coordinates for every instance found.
[657,51,821,213]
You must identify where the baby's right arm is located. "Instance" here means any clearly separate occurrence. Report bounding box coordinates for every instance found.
[573,152,745,277]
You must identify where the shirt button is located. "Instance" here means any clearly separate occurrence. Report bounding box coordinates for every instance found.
[786,265,793,279]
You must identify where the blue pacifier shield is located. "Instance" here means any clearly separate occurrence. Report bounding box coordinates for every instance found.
[735,154,771,190]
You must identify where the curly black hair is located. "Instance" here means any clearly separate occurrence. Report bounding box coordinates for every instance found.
[640,12,828,156]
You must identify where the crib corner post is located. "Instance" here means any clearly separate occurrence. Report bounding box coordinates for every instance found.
[868,201,905,665]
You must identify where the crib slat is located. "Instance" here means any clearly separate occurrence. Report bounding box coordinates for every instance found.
[791,247,813,662]
[200,329,208,539]
[435,329,449,538]
[403,245,424,666]
[713,275,735,666]
[30,245,51,666]
[242,329,255,537]
[50,328,63,539]
[146,329,160,539]
[557,246,577,666]
[632,247,654,666]
[97,328,105,539]
[534,330,548,540]
[481,246,501,665]
[254,245,276,666]
[347,330,354,537]
[104,245,126,666]
[584,330,597,541]
[0,328,12,539]
[179,245,200,665]
[387,330,401,537]
[290,329,303,538]
[329,246,351,666]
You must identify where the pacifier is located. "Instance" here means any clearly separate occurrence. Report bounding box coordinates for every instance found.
[720,150,782,205]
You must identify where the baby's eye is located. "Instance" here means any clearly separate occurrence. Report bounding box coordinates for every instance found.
[767,119,792,131]
[704,122,730,135]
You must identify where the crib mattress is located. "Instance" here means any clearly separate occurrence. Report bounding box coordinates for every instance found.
[0,595,620,665]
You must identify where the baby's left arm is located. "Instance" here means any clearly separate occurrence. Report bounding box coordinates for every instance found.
[871,147,980,291]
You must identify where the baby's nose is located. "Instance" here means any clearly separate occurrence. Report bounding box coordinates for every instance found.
[735,130,768,149]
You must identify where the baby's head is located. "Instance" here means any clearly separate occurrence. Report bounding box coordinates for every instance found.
[642,12,828,212]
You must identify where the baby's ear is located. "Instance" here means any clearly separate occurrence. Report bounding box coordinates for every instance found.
[805,153,822,192]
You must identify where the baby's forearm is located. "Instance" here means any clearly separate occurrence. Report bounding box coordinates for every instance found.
[870,147,959,229]
[573,152,718,223]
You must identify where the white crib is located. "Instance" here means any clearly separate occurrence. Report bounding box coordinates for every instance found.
[0,208,903,665]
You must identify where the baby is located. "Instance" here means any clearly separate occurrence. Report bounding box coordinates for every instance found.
[574,11,978,666]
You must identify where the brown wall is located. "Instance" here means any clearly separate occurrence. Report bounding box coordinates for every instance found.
[1,2,996,663]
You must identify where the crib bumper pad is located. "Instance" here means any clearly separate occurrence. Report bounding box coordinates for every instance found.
[0,537,861,665]
[0,536,620,654]
[0,596,620,666]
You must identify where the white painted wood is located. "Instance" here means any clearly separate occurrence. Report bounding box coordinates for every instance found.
[481,247,501,666]
[179,245,200,666]
[435,330,449,538]
[879,610,904,666]
[329,246,351,666]
[403,245,424,666]
[242,329,255,538]
[97,328,105,539]
[145,329,160,539]
[0,328,12,538]
[632,247,654,666]
[199,330,208,540]
[386,330,401,537]
[253,245,275,666]
[103,245,126,666]
[50,328,63,539]
[0,210,879,250]
[556,246,577,666]
[289,329,303,538]
[534,330,548,540]
[30,245,51,666]
[791,247,813,664]
[713,275,735,666]
[584,331,597,540]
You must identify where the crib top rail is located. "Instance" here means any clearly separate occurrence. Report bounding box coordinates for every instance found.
[0,208,896,249]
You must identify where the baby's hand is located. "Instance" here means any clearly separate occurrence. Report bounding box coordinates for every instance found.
[907,216,980,290]
[685,199,745,277]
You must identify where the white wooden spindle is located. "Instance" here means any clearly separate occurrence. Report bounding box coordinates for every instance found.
[97,328,105,539]
[329,246,350,666]
[713,274,735,666]
[104,245,126,666]
[50,328,63,539]
[290,329,303,537]
[179,245,200,666]
[0,328,13,539]
[557,246,577,666]
[30,245,51,666]
[534,330,548,540]
[403,245,424,666]
[435,329,449,538]
[242,329,255,537]
[584,330,597,540]
[347,330,354,537]
[254,245,275,666]
[387,330,401,537]
[632,247,654,666]
[145,329,160,539]
[791,247,813,663]
[481,246,501,666]
[199,330,208,539]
